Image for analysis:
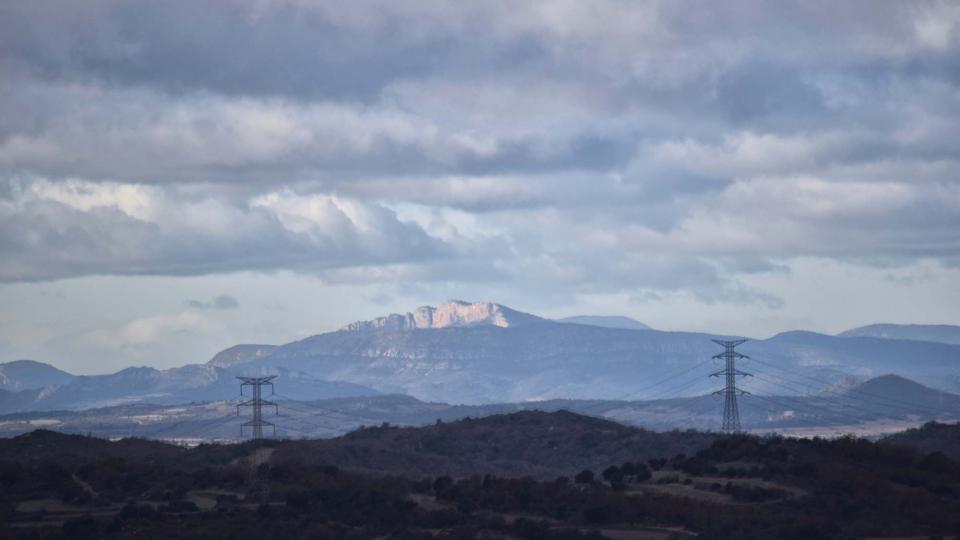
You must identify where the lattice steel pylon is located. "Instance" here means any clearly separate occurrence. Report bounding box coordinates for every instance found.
[236,376,278,439]
[710,339,751,434]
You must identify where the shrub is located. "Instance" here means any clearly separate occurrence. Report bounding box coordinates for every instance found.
[602,466,623,483]
[574,470,594,484]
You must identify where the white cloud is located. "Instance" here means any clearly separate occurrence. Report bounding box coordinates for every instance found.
[0,178,452,281]
[65,311,230,371]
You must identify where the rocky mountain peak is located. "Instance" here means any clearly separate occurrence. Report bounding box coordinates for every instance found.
[341,300,544,332]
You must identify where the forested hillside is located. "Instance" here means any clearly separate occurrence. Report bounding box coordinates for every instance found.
[3,414,960,539]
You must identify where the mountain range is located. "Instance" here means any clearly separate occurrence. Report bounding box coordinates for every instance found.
[2,374,957,442]
[0,363,378,414]
[211,301,960,404]
[1,300,958,415]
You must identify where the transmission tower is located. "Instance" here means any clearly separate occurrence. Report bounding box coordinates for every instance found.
[236,376,278,439]
[710,339,751,434]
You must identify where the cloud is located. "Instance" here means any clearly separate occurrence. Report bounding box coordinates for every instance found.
[0,178,452,282]
[185,295,239,310]
[62,311,232,371]
[0,0,958,310]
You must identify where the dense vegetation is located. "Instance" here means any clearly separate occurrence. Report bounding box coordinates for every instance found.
[272,410,717,478]
[2,414,960,539]
[882,420,960,459]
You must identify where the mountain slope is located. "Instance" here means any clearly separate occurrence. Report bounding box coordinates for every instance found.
[839,323,960,345]
[557,315,651,330]
[0,363,379,414]
[0,360,75,391]
[235,303,960,404]
[254,320,730,404]
[742,331,960,394]
[206,344,277,368]
[851,374,960,407]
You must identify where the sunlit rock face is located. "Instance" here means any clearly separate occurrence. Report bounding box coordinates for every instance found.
[341,300,544,332]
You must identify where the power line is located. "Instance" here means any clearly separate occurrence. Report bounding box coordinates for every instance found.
[747,372,884,419]
[572,358,717,419]
[746,363,959,421]
[748,356,960,417]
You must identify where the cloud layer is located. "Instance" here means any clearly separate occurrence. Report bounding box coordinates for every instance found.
[2,0,959,306]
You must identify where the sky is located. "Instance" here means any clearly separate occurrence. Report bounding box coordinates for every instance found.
[1,1,959,374]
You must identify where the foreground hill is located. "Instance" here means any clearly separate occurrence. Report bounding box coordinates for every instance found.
[3,414,960,539]
[883,421,960,459]
[0,410,716,479]
[0,429,184,467]
[273,410,717,478]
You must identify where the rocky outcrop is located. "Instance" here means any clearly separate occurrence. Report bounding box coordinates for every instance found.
[341,300,544,332]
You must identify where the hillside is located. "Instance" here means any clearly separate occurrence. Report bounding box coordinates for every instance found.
[0,429,185,467]
[839,323,960,345]
[3,414,960,539]
[0,363,379,415]
[244,315,735,404]
[206,344,277,368]
[883,421,960,459]
[557,315,651,330]
[273,410,717,478]
[0,360,75,391]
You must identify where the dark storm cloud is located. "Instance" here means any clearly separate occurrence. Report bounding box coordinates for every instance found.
[0,0,958,304]
[0,1,543,102]
[713,62,828,128]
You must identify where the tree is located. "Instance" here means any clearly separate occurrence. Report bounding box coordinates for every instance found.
[602,466,623,483]
[62,515,100,540]
[574,470,594,484]
[433,475,454,493]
